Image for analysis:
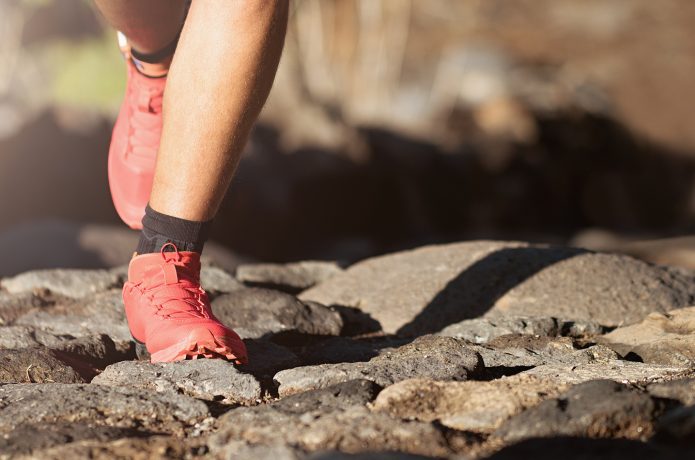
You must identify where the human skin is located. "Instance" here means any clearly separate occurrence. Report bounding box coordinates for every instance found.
[96,0,289,221]
[93,0,188,54]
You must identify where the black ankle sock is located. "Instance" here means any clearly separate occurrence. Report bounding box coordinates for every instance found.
[136,204,213,254]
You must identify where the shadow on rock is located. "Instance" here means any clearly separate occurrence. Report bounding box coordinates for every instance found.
[397,246,585,336]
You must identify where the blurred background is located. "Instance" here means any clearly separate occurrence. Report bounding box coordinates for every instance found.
[1,0,695,275]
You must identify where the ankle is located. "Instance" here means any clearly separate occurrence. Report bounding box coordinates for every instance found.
[118,31,178,78]
[136,204,213,255]
[131,56,172,79]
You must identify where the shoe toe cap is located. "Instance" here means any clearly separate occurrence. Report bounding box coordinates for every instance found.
[147,320,247,364]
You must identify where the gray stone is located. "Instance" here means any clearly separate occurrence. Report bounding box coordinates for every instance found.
[200,265,245,294]
[655,405,695,445]
[213,441,305,460]
[332,305,384,336]
[1,268,120,298]
[563,319,608,339]
[647,378,695,406]
[298,337,408,366]
[439,315,606,344]
[212,288,342,340]
[309,453,436,460]
[600,307,695,366]
[0,290,48,325]
[299,334,614,376]
[92,359,261,404]
[236,260,343,294]
[520,360,692,385]
[0,348,85,383]
[242,339,301,379]
[483,335,558,366]
[372,375,570,433]
[0,328,134,372]
[300,241,695,334]
[209,380,454,458]
[272,379,382,413]
[469,344,548,370]
[485,333,570,351]
[20,435,193,460]
[481,437,682,460]
[0,423,149,458]
[492,380,661,443]
[0,383,209,435]
[15,289,131,342]
[0,325,53,348]
[274,335,483,397]
[107,264,129,283]
[438,316,558,343]
[48,334,135,372]
[470,336,619,370]
[372,360,693,434]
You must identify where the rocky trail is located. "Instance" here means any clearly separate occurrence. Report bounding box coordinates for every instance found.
[1,241,695,459]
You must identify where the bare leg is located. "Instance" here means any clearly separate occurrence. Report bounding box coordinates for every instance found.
[113,1,288,364]
[148,0,288,221]
[94,0,187,53]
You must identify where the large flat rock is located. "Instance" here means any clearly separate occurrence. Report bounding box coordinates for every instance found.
[300,241,695,334]
[236,260,344,294]
[92,359,262,404]
[273,335,482,397]
[600,307,695,366]
[0,383,210,435]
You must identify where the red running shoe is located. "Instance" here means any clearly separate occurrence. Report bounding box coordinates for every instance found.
[108,44,167,230]
[123,243,247,364]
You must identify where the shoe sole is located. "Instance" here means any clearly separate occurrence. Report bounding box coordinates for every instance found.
[149,329,245,364]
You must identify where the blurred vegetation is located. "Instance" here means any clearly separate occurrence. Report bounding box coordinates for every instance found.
[36,31,124,112]
[1,0,124,116]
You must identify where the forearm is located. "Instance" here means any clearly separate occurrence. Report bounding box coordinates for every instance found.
[150,0,289,220]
